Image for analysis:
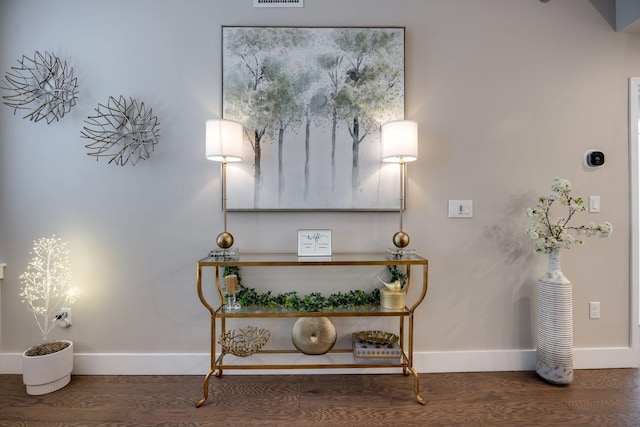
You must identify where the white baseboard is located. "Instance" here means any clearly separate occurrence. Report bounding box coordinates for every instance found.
[1,347,637,375]
[573,346,640,369]
[413,346,639,373]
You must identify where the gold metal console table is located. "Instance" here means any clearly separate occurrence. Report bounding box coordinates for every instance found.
[195,252,429,407]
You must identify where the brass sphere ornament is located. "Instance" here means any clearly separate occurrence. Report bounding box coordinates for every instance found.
[291,317,337,355]
[393,231,410,248]
[216,231,234,249]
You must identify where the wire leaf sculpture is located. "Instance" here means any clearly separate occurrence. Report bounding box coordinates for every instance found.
[81,96,160,166]
[1,51,78,124]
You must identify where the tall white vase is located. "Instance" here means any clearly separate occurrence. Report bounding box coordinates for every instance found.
[536,249,573,384]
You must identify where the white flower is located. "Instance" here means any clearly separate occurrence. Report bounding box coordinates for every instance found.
[551,178,571,192]
[525,178,612,254]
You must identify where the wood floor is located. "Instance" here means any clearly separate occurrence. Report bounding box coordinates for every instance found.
[1,369,639,426]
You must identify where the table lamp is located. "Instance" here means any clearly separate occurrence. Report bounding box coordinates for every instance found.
[381,119,418,251]
[206,118,243,255]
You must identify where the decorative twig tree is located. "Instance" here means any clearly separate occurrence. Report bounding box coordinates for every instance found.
[19,236,79,344]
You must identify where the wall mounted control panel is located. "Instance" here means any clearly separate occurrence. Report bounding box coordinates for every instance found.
[584,150,605,168]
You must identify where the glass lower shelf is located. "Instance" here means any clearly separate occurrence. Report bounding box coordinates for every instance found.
[214,350,410,371]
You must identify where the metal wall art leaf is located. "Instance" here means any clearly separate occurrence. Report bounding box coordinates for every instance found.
[81,96,160,166]
[1,51,78,124]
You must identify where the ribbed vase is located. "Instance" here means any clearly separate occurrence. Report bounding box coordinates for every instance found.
[536,249,573,385]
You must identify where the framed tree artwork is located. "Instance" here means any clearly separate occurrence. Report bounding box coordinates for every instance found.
[222,26,405,211]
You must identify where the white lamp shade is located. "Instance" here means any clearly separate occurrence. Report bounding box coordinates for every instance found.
[381,120,418,163]
[206,119,243,162]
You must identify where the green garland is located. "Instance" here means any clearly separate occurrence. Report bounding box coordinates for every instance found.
[222,265,404,312]
[388,265,407,287]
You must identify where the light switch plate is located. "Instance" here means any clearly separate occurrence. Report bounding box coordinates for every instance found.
[589,301,601,319]
[448,200,473,218]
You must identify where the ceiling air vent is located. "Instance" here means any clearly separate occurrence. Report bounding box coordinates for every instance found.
[254,0,303,7]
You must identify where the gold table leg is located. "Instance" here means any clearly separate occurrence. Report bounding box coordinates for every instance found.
[195,369,215,408]
[408,366,426,405]
[215,352,225,377]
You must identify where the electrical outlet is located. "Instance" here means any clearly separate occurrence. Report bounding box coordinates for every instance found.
[589,302,600,319]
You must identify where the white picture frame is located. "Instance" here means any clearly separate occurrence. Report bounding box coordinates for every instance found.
[297,229,332,257]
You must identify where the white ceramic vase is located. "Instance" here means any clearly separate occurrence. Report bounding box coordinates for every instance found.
[536,249,573,384]
[22,340,73,395]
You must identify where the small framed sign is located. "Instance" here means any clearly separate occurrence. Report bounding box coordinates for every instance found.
[297,229,332,257]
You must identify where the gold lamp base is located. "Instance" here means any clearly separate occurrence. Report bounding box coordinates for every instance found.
[216,232,234,249]
[392,231,410,249]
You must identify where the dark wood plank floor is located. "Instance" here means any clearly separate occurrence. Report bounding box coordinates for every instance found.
[1,369,639,426]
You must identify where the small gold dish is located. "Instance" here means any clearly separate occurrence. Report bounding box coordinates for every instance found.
[357,330,399,345]
[218,326,270,357]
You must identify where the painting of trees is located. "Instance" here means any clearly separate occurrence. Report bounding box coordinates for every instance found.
[222,26,404,210]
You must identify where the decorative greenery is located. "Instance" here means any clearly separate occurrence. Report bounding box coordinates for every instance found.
[19,235,79,344]
[235,288,381,312]
[388,265,407,288]
[222,265,407,311]
[525,177,612,254]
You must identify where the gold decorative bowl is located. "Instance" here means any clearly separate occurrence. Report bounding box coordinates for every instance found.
[218,326,270,357]
[357,330,399,345]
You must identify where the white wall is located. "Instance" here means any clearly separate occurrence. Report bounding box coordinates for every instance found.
[1,0,639,374]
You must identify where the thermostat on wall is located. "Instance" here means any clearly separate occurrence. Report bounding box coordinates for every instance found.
[584,150,605,168]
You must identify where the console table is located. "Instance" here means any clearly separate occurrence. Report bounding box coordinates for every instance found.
[195,252,429,407]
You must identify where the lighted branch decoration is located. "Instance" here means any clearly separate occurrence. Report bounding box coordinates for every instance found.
[0,51,78,124]
[19,236,80,343]
[81,95,160,166]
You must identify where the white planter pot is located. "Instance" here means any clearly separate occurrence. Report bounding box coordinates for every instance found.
[22,340,73,395]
